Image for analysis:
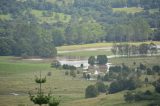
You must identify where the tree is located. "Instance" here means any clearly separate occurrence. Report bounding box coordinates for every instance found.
[153,78,160,93]
[139,63,146,70]
[87,74,91,80]
[52,29,65,46]
[51,60,61,69]
[88,56,96,66]
[111,43,118,56]
[70,70,76,78]
[139,43,149,55]
[97,55,108,65]
[96,81,106,93]
[149,42,157,55]
[144,77,149,86]
[29,72,59,106]
[152,65,160,73]
[124,92,135,103]
[109,81,123,93]
[85,85,99,98]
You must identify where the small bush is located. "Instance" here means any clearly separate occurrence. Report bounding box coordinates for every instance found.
[51,60,61,69]
[65,71,69,75]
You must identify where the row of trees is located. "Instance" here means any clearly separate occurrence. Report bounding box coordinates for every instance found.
[111,43,158,57]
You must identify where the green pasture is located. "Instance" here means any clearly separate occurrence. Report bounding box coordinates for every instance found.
[0,56,95,106]
[57,41,160,51]
[0,14,11,20]
[31,9,71,24]
[60,85,154,106]
[0,56,159,106]
[113,7,144,14]
[109,56,160,67]
[58,50,112,57]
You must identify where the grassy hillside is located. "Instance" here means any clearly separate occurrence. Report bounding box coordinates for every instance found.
[0,56,159,106]
[31,9,71,24]
[0,56,95,106]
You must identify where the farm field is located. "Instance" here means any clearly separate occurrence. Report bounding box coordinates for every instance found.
[58,50,112,57]
[112,7,144,13]
[1,0,160,106]
[0,55,159,106]
[57,41,160,51]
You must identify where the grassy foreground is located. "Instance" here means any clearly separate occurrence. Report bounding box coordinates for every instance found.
[0,56,159,106]
[0,56,95,106]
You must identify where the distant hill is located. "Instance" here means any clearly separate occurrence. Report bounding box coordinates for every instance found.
[0,0,160,56]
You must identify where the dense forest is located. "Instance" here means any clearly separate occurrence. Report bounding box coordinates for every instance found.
[0,0,160,57]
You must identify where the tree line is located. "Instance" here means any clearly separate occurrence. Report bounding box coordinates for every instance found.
[0,0,160,56]
[111,42,158,57]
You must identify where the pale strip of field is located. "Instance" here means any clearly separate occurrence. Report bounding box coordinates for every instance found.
[113,7,144,14]
[57,41,160,51]
[0,14,11,20]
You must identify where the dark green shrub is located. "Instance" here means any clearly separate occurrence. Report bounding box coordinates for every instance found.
[96,81,106,93]
[85,85,99,98]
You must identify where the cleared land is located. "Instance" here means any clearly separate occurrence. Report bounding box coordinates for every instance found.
[58,50,112,57]
[31,9,71,24]
[113,7,144,14]
[0,14,11,20]
[0,55,159,106]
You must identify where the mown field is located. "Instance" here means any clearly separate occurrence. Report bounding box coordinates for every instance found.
[57,41,160,57]
[112,7,144,13]
[58,50,112,57]
[57,41,160,51]
[0,55,159,106]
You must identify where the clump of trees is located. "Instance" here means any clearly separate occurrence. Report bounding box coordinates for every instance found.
[83,73,91,80]
[62,64,76,70]
[109,77,140,94]
[124,84,160,106]
[62,64,77,78]
[111,43,158,57]
[88,55,108,66]
[153,78,160,93]
[0,19,57,57]
[85,85,99,98]
[0,0,160,57]
[85,81,107,98]
[51,60,61,69]
[124,90,154,103]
